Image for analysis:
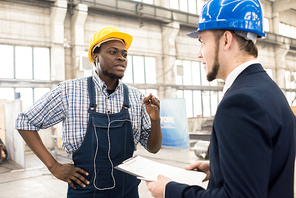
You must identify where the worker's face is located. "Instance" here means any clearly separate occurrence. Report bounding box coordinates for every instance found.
[94,40,128,80]
[197,30,220,82]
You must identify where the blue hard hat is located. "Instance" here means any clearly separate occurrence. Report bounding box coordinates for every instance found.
[187,0,265,39]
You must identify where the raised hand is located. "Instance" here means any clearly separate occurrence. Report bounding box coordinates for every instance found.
[142,93,160,122]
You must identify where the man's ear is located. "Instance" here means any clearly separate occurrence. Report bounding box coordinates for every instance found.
[92,54,99,65]
[223,31,233,50]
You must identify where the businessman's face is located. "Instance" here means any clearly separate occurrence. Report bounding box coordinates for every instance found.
[94,40,128,81]
[197,30,220,82]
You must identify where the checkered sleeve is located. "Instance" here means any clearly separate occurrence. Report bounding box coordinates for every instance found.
[15,84,67,131]
[137,90,151,149]
[139,102,151,149]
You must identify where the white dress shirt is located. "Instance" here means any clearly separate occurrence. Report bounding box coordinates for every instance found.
[222,60,260,95]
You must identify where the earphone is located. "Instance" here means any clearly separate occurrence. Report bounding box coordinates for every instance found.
[92,109,146,190]
[95,57,98,66]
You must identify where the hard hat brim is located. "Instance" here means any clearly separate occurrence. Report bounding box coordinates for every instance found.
[186,30,199,38]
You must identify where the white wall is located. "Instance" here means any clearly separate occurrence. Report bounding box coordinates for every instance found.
[0,1,51,46]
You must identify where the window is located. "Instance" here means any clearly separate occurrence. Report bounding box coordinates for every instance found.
[170,0,179,10]
[132,0,154,4]
[188,0,197,14]
[139,89,158,97]
[170,0,205,15]
[0,88,14,100]
[122,55,157,84]
[179,0,188,12]
[177,90,222,117]
[122,55,157,97]
[0,87,51,110]
[0,45,14,79]
[15,88,33,111]
[285,71,296,89]
[263,18,270,32]
[15,46,33,79]
[145,57,157,84]
[183,60,192,85]
[0,45,51,111]
[286,91,296,106]
[175,60,223,117]
[34,48,50,80]
[202,91,211,117]
[197,0,205,14]
[184,90,193,117]
[291,26,295,39]
[265,68,273,79]
[0,45,51,80]
[286,24,291,37]
[175,60,219,86]
[193,90,202,117]
[191,62,200,85]
[279,22,296,39]
[34,88,51,102]
[133,56,145,84]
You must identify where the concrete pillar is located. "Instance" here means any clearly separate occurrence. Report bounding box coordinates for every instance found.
[275,44,289,89]
[160,21,180,99]
[50,0,67,81]
[71,4,88,78]
[272,12,280,34]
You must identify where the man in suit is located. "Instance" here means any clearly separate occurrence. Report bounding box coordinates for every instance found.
[146,0,296,197]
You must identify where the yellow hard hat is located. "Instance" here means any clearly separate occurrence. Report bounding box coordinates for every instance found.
[88,26,133,62]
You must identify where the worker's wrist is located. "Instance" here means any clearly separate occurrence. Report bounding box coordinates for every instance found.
[151,117,161,123]
[46,158,59,172]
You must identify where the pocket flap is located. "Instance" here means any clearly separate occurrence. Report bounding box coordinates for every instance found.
[92,117,125,128]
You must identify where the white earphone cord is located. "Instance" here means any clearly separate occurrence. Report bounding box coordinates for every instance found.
[93,111,145,190]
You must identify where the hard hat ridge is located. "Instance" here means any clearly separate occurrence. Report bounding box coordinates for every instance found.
[88,26,133,62]
[187,0,265,42]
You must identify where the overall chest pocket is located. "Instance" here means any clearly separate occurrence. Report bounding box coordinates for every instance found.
[92,117,133,160]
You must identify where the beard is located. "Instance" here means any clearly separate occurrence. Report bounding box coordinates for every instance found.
[102,69,124,80]
[207,56,219,81]
[206,41,220,82]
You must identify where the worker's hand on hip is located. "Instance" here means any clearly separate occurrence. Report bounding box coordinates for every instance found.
[48,162,90,189]
[142,93,160,122]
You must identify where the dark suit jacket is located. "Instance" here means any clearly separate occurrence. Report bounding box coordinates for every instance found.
[166,64,296,198]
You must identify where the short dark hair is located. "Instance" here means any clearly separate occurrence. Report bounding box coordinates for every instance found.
[211,30,258,58]
[93,46,100,54]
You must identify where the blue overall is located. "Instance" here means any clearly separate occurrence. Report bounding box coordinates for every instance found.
[67,77,140,198]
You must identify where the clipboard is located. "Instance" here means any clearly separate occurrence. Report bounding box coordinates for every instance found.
[115,155,206,185]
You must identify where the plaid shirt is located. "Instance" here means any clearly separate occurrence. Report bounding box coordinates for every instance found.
[15,72,151,154]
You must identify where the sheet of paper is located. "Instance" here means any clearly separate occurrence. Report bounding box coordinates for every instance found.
[115,155,206,186]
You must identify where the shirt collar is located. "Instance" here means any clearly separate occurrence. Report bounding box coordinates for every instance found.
[222,59,260,95]
[92,71,122,95]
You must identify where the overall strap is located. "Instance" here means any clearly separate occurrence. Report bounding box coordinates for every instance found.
[122,83,130,109]
[87,76,97,112]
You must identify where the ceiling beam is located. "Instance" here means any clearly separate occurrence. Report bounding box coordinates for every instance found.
[273,0,296,12]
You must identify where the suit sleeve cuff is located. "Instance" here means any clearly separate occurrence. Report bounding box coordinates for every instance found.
[165,181,188,198]
[165,181,205,198]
